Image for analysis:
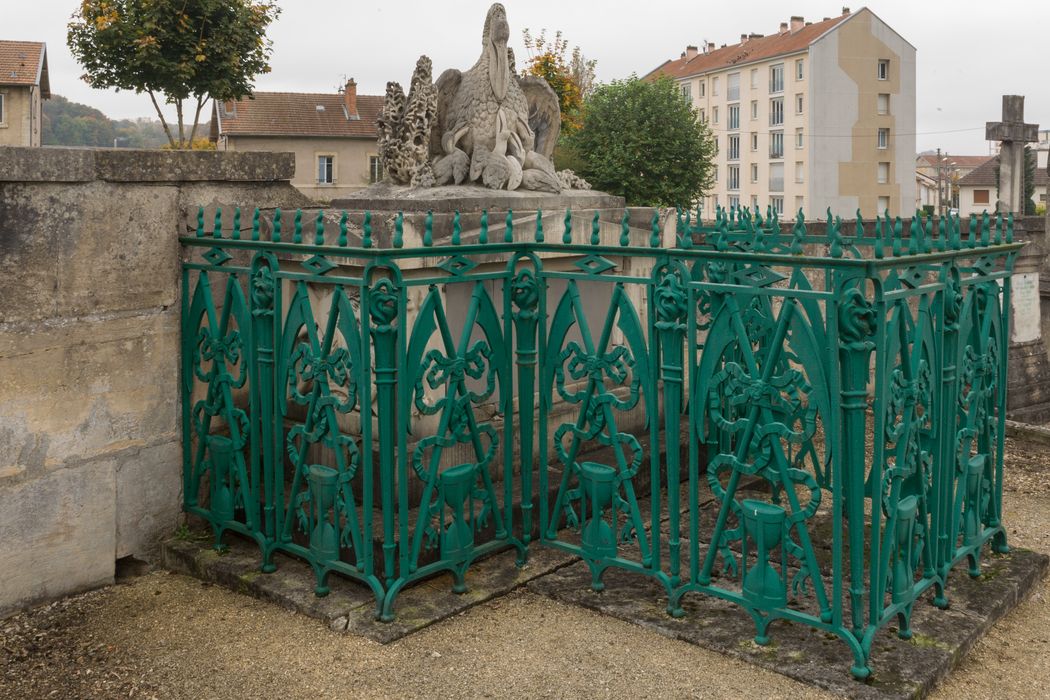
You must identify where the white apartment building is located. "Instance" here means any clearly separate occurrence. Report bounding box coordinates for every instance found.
[647,7,915,218]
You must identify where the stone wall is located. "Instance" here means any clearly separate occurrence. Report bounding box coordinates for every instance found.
[0,146,309,617]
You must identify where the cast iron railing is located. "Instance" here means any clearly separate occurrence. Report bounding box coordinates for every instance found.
[180,205,1019,679]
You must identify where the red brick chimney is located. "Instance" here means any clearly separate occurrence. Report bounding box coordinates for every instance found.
[344,78,357,119]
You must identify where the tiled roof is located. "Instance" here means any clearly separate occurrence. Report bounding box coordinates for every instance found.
[646,13,851,81]
[217,91,384,138]
[0,40,49,96]
[958,156,1049,187]
[917,154,992,171]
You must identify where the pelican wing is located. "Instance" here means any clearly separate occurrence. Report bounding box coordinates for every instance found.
[517,75,561,160]
[431,68,463,157]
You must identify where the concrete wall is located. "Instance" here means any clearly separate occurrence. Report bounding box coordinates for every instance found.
[222,134,377,201]
[0,146,310,617]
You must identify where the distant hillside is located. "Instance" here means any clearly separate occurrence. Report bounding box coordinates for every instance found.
[42,95,210,148]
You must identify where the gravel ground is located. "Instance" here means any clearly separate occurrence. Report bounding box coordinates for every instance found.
[2,436,1048,700]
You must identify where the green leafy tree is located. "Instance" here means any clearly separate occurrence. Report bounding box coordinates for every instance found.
[521,29,595,135]
[567,76,715,207]
[68,0,279,149]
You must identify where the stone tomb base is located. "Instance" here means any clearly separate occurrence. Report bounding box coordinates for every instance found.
[162,491,1045,699]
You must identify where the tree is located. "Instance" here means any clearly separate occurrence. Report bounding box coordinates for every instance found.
[566,76,716,207]
[521,29,595,135]
[68,0,279,149]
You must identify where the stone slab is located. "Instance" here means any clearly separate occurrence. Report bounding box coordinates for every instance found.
[161,532,577,644]
[332,182,625,213]
[527,548,1048,699]
[0,147,296,183]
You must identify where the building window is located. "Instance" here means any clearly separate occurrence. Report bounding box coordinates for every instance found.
[795,195,804,213]
[728,165,740,191]
[728,104,740,130]
[750,163,759,182]
[750,68,758,89]
[750,132,758,151]
[770,97,784,126]
[727,134,740,161]
[370,156,384,183]
[770,131,784,159]
[729,195,740,209]
[681,83,692,102]
[795,94,804,114]
[750,100,758,120]
[795,161,804,183]
[0,93,5,124]
[713,106,720,124]
[769,162,784,192]
[699,109,706,123]
[878,128,889,149]
[713,136,719,155]
[877,93,890,115]
[877,161,889,184]
[699,81,706,97]
[796,59,804,81]
[877,59,889,80]
[770,63,784,94]
[727,73,740,101]
[751,194,759,210]
[713,76,720,96]
[795,128,804,149]
[878,195,890,212]
[771,196,784,215]
[713,165,719,182]
[974,189,990,205]
[317,155,335,184]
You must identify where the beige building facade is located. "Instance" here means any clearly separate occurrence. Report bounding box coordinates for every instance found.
[213,81,383,201]
[0,41,49,147]
[648,8,915,218]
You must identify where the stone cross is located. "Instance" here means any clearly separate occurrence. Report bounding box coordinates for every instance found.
[986,95,1039,213]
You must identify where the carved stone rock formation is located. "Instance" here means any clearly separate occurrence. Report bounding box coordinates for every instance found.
[376,56,437,187]
[557,169,591,190]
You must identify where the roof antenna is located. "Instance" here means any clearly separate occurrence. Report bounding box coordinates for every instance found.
[337,74,348,93]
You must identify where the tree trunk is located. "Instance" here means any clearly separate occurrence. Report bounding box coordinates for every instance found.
[187,95,208,148]
[147,90,177,148]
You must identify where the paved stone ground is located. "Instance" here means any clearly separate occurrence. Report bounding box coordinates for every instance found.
[1,435,1048,699]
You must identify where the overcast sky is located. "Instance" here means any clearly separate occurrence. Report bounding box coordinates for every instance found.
[5,0,1048,155]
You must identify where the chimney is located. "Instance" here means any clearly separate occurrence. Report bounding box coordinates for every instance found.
[740,33,748,44]
[842,6,850,14]
[706,41,715,52]
[790,16,805,32]
[779,22,789,34]
[685,45,698,59]
[344,78,357,119]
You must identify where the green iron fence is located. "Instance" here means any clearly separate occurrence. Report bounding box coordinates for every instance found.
[180,204,1019,679]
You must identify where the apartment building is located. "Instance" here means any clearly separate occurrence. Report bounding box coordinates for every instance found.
[647,8,915,217]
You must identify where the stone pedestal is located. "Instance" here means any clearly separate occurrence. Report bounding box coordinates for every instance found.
[1007,218,1050,422]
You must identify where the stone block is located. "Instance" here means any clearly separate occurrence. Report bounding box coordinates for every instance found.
[0,312,179,479]
[115,441,182,559]
[0,460,117,618]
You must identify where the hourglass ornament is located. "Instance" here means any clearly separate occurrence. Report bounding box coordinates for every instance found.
[439,463,477,568]
[740,499,788,613]
[306,464,339,565]
[579,462,619,561]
